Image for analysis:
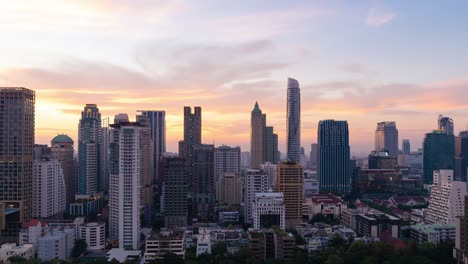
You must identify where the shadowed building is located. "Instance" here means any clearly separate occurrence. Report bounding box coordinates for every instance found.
[423,130,455,185]
[375,122,398,157]
[286,78,301,163]
[51,135,75,204]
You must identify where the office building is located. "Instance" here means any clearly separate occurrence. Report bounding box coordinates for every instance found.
[216,173,242,206]
[244,170,270,224]
[109,118,144,250]
[32,145,66,218]
[144,230,186,263]
[317,120,351,194]
[438,114,454,135]
[260,162,277,189]
[423,130,455,184]
[251,102,266,169]
[136,114,154,225]
[426,170,467,224]
[368,151,397,169]
[51,135,76,204]
[160,157,188,228]
[241,152,251,169]
[77,104,102,195]
[286,78,301,163]
[310,143,318,167]
[355,212,400,238]
[402,139,410,155]
[264,126,279,164]
[37,228,75,261]
[19,219,48,245]
[455,131,468,181]
[277,162,303,227]
[214,145,240,200]
[0,87,35,242]
[79,222,106,251]
[251,192,285,230]
[303,194,347,220]
[192,144,215,221]
[375,122,399,157]
[248,229,295,262]
[137,111,166,184]
[454,196,468,264]
[100,117,110,194]
[0,244,34,263]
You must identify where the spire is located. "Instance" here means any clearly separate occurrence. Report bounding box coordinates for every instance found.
[252,101,262,113]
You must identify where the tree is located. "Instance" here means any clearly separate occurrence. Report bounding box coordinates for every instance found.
[7,256,27,264]
[161,252,184,264]
[72,239,87,257]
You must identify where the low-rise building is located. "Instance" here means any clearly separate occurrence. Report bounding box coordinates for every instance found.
[19,219,48,245]
[248,229,295,262]
[355,212,400,238]
[303,194,347,220]
[196,234,211,256]
[218,211,240,225]
[107,249,142,263]
[144,230,185,263]
[0,244,35,264]
[389,196,427,207]
[79,222,106,251]
[37,228,75,261]
[409,224,455,243]
[340,208,359,229]
[334,228,357,241]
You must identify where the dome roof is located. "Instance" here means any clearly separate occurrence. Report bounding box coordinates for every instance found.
[51,134,74,144]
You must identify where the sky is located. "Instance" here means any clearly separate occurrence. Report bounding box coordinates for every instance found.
[0,0,467,157]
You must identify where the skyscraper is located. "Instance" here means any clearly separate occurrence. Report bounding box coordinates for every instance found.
[51,135,75,204]
[251,102,266,169]
[277,162,303,228]
[310,143,318,167]
[318,120,351,194]
[136,114,154,225]
[137,111,166,184]
[375,122,399,157]
[438,114,454,135]
[244,169,270,224]
[286,78,301,163]
[77,104,102,195]
[423,130,455,184]
[402,139,410,155]
[192,144,215,221]
[214,145,240,201]
[160,156,188,228]
[263,126,279,164]
[455,131,468,181]
[33,145,66,218]
[109,118,145,250]
[0,87,35,241]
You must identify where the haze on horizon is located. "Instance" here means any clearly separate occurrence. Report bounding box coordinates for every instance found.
[1,0,467,157]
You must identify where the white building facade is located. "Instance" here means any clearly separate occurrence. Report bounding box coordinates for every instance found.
[426,170,467,224]
[260,162,277,189]
[79,222,106,251]
[252,192,285,230]
[244,169,270,224]
[33,159,66,218]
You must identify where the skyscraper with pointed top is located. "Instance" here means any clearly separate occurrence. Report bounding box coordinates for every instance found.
[287,78,301,163]
[251,102,266,169]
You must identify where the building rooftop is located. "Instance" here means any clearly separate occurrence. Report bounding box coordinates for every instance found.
[51,134,74,144]
[308,194,344,204]
[148,230,185,241]
[410,224,456,233]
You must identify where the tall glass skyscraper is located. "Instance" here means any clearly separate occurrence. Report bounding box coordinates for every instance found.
[251,102,266,169]
[287,78,301,163]
[375,121,399,157]
[0,87,35,242]
[318,120,350,194]
[423,130,455,184]
[402,139,410,155]
[438,115,454,135]
[77,104,102,195]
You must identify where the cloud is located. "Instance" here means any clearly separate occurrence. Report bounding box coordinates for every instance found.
[365,7,397,26]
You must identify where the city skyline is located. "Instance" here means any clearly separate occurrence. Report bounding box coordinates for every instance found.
[1,1,468,156]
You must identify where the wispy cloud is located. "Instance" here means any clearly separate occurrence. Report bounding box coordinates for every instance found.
[365,7,397,26]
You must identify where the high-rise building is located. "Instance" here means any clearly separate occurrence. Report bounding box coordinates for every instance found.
[160,157,188,228]
[318,120,351,194]
[100,117,110,194]
[0,87,35,241]
[77,104,102,195]
[136,114,154,225]
[277,162,303,228]
[216,173,242,207]
[375,122,399,157]
[455,131,468,182]
[192,144,215,222]
[454,196,468,263]
[286,78,301,163]
[438,114,454,135]
[260,162,277,189]
[310,143,318,167]
[109,118,144,250]
[214,145,240,201]
[251,102,266,169]
[264,126,279,164]
[32,145,66,218]
[51,135,75,204]
[402,139,410,155]
[423,130,455,184]
[426,170,467,224]
[244,169,270,224]
[241,152,251,169]
[137,111,165,185]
